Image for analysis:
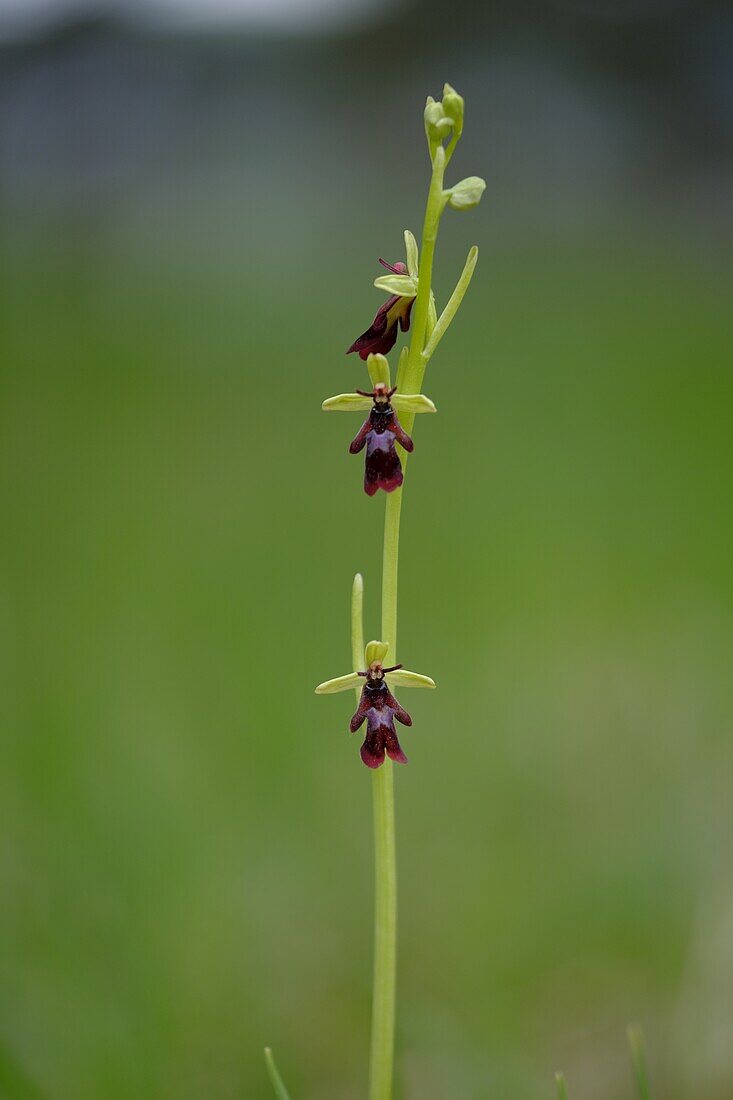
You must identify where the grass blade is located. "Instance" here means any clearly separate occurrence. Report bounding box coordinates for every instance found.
[264,1047,293,1100]
[555,1071,569,1100]
[627,1024,652,1100]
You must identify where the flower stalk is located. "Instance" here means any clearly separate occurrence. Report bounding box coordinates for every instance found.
[367,88,482,1100]
[270,82,483,1100]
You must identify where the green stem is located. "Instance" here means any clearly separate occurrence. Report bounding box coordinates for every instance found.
[368,760,397,1100]
[368,144,448,1100]
[400,146,447,399]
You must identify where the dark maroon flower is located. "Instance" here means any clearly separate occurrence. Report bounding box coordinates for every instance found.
[315,638,435,768]
[347,260,416,361]
[350,660,413,769]
[349,383,414,496]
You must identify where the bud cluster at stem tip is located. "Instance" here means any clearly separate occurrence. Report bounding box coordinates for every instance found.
[424,83,486,212]
[424,82,464,163]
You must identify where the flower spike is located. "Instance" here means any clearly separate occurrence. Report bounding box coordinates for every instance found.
[316,639,435,769]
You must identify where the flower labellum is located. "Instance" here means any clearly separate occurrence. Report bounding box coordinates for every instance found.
[315,639,435,770]
[347,260,416,360]
[349,383,413,496]
[351,661,412,769]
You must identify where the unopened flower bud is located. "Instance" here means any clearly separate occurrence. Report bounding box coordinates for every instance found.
[447,176,486,210]
[442,83,464,124]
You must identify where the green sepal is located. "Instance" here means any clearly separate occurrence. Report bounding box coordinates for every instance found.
[448,176,486,210]
[555,1072,569,1100]
[392,394,436,415]
[315,672,362,695]
[404,230,419,278]
[364,639,389,665]
[373,274,418,297]
[424,98,453,159]
[388,669,436,689]
[367,352,391,388]
[423,97,445,130]
[322,393,373,413]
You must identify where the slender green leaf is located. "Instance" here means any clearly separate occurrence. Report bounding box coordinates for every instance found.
[628,1024,652,1100]
[555,1071,569,1100]
[422,245,478,362]
[351,573,365,700]
[264,1048,293,1100]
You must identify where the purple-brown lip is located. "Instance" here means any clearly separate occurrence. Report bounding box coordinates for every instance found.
[347,260,415,361]
[349,665,413,768]
[348,389,414,496]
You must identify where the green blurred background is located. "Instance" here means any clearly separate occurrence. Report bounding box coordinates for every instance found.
[2,2,733,1097]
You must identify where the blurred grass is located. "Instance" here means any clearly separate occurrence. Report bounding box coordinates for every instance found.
[1,227,732,1100]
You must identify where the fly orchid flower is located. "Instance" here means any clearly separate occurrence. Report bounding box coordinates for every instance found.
[347,232,420,360]
[323,352,435,495]
[315,639,435,769]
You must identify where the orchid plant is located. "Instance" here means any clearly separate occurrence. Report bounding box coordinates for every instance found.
[264,83,483,1100]
[263,82,657,1100]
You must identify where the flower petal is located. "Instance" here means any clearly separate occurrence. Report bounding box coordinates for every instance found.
[379,258,408,275]
[388,669,436,689]
[347,299,397,359]
[315,672,363,695]
[391,394,436,415]
[373,274,418,297]
[322,393,374,413]
[367,353,391,389]
[404,230,419,278]
[364,639,389,665]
